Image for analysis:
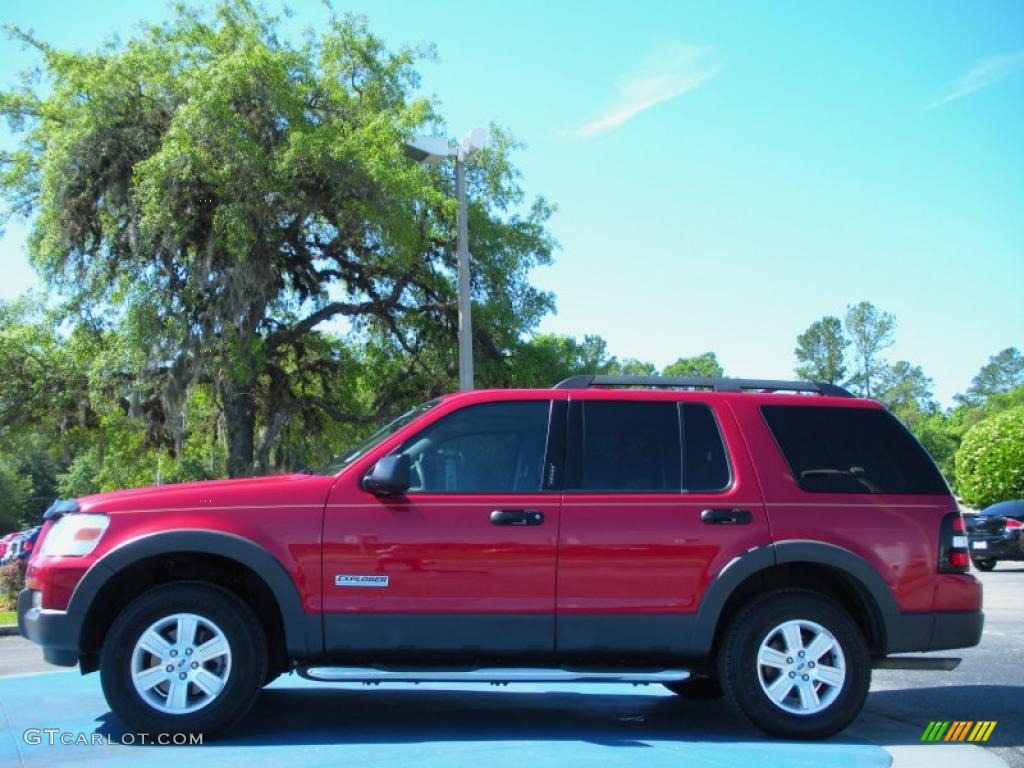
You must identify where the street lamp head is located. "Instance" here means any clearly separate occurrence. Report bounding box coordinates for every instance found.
[459,127,489,160]
[404,129,488,165]
[403,135,453,165]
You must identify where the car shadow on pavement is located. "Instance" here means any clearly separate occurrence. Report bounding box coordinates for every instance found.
[96,685,871,748]
[865,685,1023,748]
[90,682,1024,749]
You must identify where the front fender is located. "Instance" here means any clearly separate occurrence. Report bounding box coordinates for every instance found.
[68,529,320,658]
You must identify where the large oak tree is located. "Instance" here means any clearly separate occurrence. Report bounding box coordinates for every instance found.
[1,1,555,476]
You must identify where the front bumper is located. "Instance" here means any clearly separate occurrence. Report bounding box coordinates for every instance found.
[17,588,83,667]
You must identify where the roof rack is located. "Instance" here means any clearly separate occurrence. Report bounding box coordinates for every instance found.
[552,375,853,398]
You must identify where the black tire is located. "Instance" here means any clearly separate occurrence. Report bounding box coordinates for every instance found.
[718,589,870,740]
[663,676,724,700]
[100,582,267,736]
[972,558,996,572]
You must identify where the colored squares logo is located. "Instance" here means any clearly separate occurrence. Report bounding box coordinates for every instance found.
[921,721,996,742]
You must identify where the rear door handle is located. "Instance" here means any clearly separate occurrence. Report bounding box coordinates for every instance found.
[700,508,753,525]
[490,509,544,526]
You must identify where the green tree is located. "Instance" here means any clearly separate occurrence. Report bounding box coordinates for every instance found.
[955,348,1024,407]
[1,1,555,477]
[954,406,1024,508]
[611,358,659,376]
[663,352,724,378]
[505,333,617,387]
[0,460,33,533]
[794,316,847,384]
[844,301,895,398]
[913,411,960,483]
[877,360,936,429]
[0,299,92,454]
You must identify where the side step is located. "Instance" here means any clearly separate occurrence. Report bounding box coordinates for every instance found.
[300,667,691,684]
[873,656,961,671]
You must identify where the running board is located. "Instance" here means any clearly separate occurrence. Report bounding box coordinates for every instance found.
[300,667,691,684]
[873,656,961,671]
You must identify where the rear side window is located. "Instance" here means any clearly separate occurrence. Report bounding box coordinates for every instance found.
[683,403,731,492]
[578,401,681,492]
[568,401,730,493]
[761,405,948,495]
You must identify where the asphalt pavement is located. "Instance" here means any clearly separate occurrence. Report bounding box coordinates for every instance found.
[867,565,1024,768]
[0,567,1020,767]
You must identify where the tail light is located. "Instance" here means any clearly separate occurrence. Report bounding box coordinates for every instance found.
[938,512,970,573]
[1004,518,1023,531]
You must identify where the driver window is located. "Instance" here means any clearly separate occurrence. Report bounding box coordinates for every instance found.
[399,401,551,493]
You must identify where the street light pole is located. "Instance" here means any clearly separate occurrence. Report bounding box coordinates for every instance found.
[454,151,473,391]
[404,129,487,392]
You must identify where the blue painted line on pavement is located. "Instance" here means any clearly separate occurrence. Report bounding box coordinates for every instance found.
[0,671,891,768]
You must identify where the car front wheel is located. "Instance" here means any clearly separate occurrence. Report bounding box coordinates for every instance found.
[718,589,870,739]
[100,582,267,736]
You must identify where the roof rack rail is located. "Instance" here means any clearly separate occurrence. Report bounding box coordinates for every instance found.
[552,375,853,398]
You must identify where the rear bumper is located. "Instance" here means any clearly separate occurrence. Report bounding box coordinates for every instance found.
[17,588,82,667]
[886,609,984,653]
[968,535,1023,559]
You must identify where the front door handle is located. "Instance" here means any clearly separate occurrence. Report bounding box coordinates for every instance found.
[700,508,753,525]
[490,509,544,526]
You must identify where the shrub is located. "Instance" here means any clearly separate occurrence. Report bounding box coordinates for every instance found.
[955,405,1024,509]
[0,561,26,612]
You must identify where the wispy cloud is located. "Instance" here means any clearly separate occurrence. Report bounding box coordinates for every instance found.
[569,45,718,140]
[925,51,1024,110]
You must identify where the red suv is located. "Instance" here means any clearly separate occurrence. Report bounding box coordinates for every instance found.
[18,375,983,739]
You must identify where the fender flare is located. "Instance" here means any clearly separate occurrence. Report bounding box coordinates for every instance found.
[68,530,320,658]
[688,540,899,654]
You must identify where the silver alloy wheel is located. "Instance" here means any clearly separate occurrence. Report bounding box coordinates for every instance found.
[756,618,846,715]
[130,612,232,715]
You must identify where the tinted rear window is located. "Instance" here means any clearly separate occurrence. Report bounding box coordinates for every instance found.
[980,500,1024,519]
[761,405,948,495]
[568,401,730,493]
[579,401,682,492]
[682,403,731,492]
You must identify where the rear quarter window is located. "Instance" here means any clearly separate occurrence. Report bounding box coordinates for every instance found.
[761,405,948,495]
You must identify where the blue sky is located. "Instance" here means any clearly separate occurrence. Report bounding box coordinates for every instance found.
[1,1,1022,405]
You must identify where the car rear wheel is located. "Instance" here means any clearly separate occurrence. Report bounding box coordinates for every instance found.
[100,582,267,736]
[718,589,870,739]
[971,557,996,572]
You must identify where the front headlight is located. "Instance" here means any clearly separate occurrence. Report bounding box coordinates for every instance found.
[37,514,110,557]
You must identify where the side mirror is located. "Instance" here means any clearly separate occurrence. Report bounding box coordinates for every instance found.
[362,454,411,496]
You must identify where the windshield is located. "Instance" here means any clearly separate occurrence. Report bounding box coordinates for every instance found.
[317,399,441,475]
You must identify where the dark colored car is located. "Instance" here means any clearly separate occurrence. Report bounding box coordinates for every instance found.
[19,375,983,740]
[967,500,1024,571]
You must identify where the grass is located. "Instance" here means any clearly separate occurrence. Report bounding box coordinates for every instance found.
[0,610,16,626]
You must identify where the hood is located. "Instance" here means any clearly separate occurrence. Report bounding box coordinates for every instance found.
[76,472,335,515]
